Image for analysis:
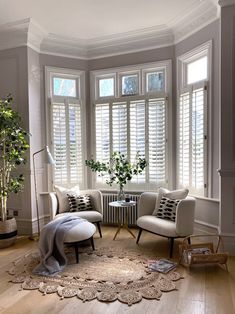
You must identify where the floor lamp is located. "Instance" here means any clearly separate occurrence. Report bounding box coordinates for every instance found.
[30,146,55,241]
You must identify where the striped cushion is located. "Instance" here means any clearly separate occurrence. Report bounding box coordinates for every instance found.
[67,194,93,212]
[155,196,180,222]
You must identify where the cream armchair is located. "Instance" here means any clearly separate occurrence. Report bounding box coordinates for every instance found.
[49,189,103,238]
[136,192,196,257]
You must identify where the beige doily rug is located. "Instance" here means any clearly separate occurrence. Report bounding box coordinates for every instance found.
[8,247,183,306]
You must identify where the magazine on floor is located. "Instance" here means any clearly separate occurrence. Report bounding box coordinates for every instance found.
[147,259,177,273]
[183,247,212,264]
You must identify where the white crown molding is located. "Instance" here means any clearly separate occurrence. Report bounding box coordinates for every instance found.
[0,18,47,53]
[171,1,219,44]
[219,0,235,7]
[86,26,174,59]
[0,1,219,59]
[28,19,48,52]
[41,33,88,59]
[0,18,29,51]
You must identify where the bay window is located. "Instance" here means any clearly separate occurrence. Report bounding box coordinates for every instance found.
[91,61,171,191]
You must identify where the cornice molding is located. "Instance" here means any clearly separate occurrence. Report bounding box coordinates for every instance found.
[41,33,88,59]
[219,0,235,7]
[86,26,174,59]
[0,18,29,51]
[27,19,48,52]
[0,1,219,59]
[172,1,219,43]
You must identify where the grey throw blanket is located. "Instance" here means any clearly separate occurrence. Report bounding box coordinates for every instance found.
[33,215,85,276]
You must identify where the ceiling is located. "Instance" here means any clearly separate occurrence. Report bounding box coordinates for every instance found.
[0,0,219,59]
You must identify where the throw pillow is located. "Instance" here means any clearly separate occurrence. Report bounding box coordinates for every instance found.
[67,194,93,212]
[155,196,180,222]
[54,185,80,213]
[152,187,189,215]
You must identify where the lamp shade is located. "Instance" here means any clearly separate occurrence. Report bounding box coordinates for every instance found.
[45,146,55,165]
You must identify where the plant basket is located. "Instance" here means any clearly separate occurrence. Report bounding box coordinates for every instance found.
[179,234,229,271]
[0,217,17,248]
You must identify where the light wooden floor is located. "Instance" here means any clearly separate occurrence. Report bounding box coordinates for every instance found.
[0,226,235,314]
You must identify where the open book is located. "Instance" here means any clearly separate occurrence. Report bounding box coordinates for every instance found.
[147,259,177,273]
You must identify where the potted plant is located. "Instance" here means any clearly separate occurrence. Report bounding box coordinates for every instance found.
[0,95,29,248]
[85,151,147,200]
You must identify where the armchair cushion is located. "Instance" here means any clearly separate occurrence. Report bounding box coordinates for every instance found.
[155,196,180,221]
[137,215,178,238]
[152,187,189,215]
[55,210,102,223]
[67,194,94,212]
[54,185,80,213]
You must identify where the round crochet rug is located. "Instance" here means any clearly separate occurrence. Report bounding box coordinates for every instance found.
[8,247,183,306]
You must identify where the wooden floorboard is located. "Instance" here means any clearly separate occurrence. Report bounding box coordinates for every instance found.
[0,226,234,314]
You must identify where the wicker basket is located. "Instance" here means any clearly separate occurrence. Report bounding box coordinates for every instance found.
[179,234,229,271]
[0,217,17,248]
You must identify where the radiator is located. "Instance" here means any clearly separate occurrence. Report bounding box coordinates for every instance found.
[102,193,140,225]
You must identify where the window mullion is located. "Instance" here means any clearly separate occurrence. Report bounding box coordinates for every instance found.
[126,100,130,161]
[203,84,208,194]
[109,101,113,156]
[65,98,71,186]
[164,96,168,185]
[189,89,193,190]
[145,99,150,186]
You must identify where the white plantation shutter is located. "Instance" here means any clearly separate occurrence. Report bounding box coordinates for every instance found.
[112,102,128,154]
[94,97,167,189]
[178,86,207,195]
[179,92,190,187]
[96,104,110,161]
[130,100,145,183]
[148,98,167,184]
[51,101,83,186]
[192,87,205,193]
[52,103,67,184]
[95,104,110,184]
[69,104,83,184]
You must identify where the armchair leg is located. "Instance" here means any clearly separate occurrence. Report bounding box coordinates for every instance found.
[90,236,95,250]
[169,238,174,258]
[136,228,143,244]
[96,222,102,238]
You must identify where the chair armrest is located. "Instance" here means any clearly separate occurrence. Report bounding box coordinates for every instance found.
[176,196,196,236]
[80,189,103,215]
[49,192,58,220]
[138,192,158,217]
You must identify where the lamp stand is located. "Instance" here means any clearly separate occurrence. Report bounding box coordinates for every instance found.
[29,148,45,241]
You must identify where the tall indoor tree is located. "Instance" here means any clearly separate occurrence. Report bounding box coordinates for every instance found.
[0,95,29,246]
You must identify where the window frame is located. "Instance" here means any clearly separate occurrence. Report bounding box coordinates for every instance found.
[177,41,212,197]
[45,66,87,189]
[52,74,79,98]
[90,60,172,192]
[118,70,141,97]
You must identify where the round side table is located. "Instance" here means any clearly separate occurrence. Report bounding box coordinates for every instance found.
[109,201,136,240]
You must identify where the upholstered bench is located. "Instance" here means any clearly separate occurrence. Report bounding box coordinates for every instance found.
[63,219,96,263]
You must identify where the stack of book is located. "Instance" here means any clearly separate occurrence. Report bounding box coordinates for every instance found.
[147,259,177,273]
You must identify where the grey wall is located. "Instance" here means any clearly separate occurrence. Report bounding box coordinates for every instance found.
[88,46,175,71]
[0,47,32,234]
